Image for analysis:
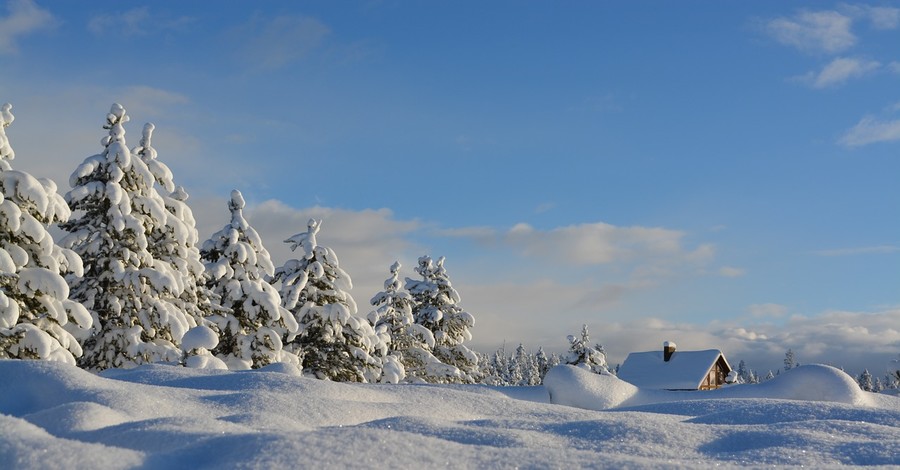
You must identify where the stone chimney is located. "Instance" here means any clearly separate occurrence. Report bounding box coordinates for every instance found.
[663,341,676,362]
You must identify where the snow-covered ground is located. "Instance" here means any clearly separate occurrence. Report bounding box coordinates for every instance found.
[1,360,898,469]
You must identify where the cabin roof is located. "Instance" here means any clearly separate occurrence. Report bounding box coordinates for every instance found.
[616,349,729,390]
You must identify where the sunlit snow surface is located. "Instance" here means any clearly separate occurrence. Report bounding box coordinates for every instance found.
[1,361,898,469]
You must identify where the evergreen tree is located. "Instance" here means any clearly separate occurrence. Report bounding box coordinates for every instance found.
[132,123,216,330]
[509,343,542,386]
[747,369,760,384]
[736,360,749,384]
[872,376,884,393]
[784,349,796,371]
[61,104,191,370]
[857,369,874,392]
[367,261,451,383]
[405,255,479,383]
[478,345,509,386]
[200,190,298,369]
[764,370,775,381]
[273,218,383,382]
[0,103,92,364]
[565,324,609,374]
[535,347,552,382]
[508,343,526,386]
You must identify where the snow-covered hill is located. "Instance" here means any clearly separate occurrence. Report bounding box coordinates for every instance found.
[1,360,898,468]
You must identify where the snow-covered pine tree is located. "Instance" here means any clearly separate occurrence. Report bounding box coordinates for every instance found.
[857,369,874,392]
[272,218,383,382]
[61,104,192,370]
[480,345,509,386]
[736,360,749,384]
[872,376,884,393]
[747,369,760,384]
[565,324,609,374]
[764,370,775,381]
[132,123,217,331]
[405,255,479,383]
[535,347,551,381]
[507,343,542,386]
[507,344,526,386]
[0,103,92,364]
[200,190,298,369]
[784,349,796,371]
[367,261,453,383]
[523,350,543,386]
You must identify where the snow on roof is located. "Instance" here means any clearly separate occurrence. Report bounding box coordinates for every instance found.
[617,349,727,390]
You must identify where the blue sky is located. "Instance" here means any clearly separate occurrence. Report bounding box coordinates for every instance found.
[2,1,899,374]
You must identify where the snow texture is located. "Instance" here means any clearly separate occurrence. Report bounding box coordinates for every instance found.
[1,360,898,469]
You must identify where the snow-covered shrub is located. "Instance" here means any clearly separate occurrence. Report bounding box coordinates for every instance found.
[181,325,227,370]
[565,324,609,374]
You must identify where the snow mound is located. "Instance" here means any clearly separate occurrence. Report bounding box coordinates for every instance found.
[729,364,874,406]
[544,365,639,409]
[181,325,218,351]
[23,401,131,434]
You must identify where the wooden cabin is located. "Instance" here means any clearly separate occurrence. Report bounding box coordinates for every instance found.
[616,341,733,391]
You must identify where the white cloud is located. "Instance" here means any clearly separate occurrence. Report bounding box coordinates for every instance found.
[764,10,856,54]
[88,7,149,35]
[0,0,54,54]
[839,115,900,147]
[814,245,900,256]
[719,266,746,278]
[503,222,701,266]
[890,62,900,75]
[841,4,900,30]
[88,7,193,36]
[235,15,331,69]
[795,57,880,89]
[434,226,497,239]
[460,278,634,352]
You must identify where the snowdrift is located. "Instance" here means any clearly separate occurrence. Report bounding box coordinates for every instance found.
[1,360,899,468]
[544,363,878,411]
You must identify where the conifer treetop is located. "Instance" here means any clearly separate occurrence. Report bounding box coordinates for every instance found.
[133,122,176,195]
[1,103,15,163]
